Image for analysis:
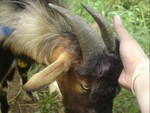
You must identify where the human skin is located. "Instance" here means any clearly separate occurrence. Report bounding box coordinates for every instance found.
[114,15,149,113]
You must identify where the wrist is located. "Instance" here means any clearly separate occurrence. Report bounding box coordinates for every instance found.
[132,61,149,113]
[131,60,149,95]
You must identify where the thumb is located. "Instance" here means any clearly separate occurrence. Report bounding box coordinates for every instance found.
[114,15,132,41]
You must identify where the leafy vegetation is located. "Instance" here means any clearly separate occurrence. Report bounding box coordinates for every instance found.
[72,0,149,57]
[34,91,64,113]
[33,0,149,112]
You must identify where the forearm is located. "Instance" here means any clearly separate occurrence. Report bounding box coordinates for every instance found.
[132,61,149,113]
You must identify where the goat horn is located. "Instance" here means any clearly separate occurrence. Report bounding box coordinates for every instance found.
[23,52,71,91]
[81,4,116,53]
[48,3,106,61]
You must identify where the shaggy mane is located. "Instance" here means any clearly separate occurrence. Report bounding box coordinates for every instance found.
[0,0,76,64]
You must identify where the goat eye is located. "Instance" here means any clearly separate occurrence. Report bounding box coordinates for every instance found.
[81,83,91,90]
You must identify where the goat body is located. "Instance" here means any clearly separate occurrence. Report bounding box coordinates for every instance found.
[0,0,123,113]
[0,27,35,113]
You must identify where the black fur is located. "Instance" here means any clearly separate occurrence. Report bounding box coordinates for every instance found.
[0,31,34,113]
[76,42,122,113]
[0,39,15,113]
[0,44,34,113]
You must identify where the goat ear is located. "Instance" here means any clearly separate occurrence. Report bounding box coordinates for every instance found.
[23,52,71,91]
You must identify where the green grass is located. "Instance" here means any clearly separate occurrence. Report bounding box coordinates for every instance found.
[34,91,64,113]
[71,0,149,58]
[33,0,149,112]
[113,88,140,113]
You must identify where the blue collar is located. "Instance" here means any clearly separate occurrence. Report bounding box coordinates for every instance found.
[0,25,14,37]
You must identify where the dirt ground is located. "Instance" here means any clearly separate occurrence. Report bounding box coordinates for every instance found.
[7,72,39,113]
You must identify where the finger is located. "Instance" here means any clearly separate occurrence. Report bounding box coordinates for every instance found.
[113,15,132,41]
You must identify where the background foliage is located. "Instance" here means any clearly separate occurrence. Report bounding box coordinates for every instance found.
[34,0,149,112]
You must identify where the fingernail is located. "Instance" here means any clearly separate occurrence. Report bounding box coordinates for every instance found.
[115,15,122,24]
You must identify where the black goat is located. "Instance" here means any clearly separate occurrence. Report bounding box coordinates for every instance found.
[0,38,15,113]
[0,27,34,113]
[0,0,123,113]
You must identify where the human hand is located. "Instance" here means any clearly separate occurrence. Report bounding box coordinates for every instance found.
[113,15,149,90]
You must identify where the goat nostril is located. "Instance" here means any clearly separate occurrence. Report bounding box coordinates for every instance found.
[89,94,98,102]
